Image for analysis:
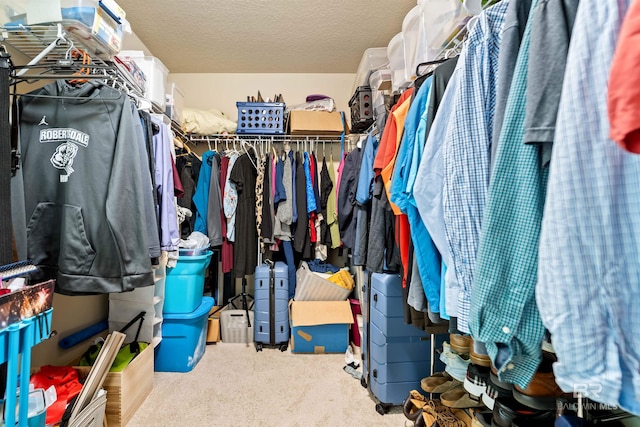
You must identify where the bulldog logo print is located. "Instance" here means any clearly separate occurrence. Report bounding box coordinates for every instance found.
[51,142,79,182]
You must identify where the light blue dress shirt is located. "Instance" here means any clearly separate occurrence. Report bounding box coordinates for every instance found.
[413,68,462,318]
[390,78,443,312]
[442,1,508,334]
[537,0,640,415]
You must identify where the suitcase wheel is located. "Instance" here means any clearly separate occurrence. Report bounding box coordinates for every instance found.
[279,343,288,352]
[255,342,263,352]
[375,403,390,415]
[360,376,367,389]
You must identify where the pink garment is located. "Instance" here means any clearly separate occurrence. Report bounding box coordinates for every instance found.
[335,153,347,217]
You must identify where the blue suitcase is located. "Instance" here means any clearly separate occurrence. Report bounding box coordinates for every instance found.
[254,261,290,351]
[361,271,446,415]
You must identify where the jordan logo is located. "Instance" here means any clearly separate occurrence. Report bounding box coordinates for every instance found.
[38,116,48,126]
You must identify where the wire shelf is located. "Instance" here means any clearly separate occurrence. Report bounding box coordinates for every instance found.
[0,23,114,63]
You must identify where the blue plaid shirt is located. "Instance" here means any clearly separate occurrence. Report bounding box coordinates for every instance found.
[538,0,640,415]
[469,0,548,389]
[442,1,508,334]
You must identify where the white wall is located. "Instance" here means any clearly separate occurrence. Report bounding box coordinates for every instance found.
[168,73,356,121]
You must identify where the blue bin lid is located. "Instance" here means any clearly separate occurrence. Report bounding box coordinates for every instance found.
[163,296,215,320]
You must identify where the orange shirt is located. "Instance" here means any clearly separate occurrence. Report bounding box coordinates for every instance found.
[608,0,640,153]
[373,88,414,215]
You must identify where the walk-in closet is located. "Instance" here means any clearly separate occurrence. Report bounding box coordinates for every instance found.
[1,0,640,426]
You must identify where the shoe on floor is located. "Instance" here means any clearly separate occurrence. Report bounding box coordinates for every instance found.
[421,371,453,392]
[491,396,555,427]
[512,354,572,410]
[403,390,427,422]
[441,383,484,409]
[464,363,491,397]
[415,410,438,427]
[450,333,472,354]
[436,410,467,427]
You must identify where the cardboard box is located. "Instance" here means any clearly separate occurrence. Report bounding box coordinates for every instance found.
[289,111,348,136]
[290,301,353,354]
[207,318,220,343]
[75,343,153,427]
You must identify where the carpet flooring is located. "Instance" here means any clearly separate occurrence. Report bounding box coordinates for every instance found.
[127,342,406,426]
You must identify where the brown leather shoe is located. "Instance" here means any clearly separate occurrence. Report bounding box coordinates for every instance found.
[469,338,491,367]
[450,334,472,354]
[512,354,572,410]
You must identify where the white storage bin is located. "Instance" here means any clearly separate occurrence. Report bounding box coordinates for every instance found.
[351,47,389,94]
[2,0,124,55]
[220,310,254,343]
[402,5,427,82]
[165,82,185,124]
[387,33,409,93]
[119,51,169,109]
[294,262,352,301]
[418,0,471,60]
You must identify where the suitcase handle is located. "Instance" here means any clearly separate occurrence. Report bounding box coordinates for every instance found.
[372,369,377,378]
[373,293,378,302]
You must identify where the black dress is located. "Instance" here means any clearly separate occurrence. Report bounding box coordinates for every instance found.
[229,153,258,278]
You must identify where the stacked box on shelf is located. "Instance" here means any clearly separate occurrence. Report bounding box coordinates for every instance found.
[236,102,286,135]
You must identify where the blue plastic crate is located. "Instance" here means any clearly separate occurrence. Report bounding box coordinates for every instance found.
[236,102,285,134]
[164,250,213,314]
[155,297,214,372]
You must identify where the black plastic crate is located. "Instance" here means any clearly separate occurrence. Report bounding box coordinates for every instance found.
[236,102,286,134]
[349,86,374,133]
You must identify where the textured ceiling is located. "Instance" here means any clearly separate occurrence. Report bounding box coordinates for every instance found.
[117,0,417,73]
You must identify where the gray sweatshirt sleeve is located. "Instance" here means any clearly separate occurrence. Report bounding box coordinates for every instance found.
[106,98,154,290]
[207,154,223,246]
[131,104,161,258]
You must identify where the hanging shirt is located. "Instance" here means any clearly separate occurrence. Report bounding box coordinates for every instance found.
[414,68,460,318]
[193,150,215,237]
[290,151,298,223]
[524,0,579,166]
[608,0,640,154]
[223,153,239,242]
[326,156,341,249]
[491,0,533,171]
[441,1,508,334]
[219,155,234,273]
[303,152,316,214]
[206,153,223,247]
[390,78,442,306]
[355,133,379,206]
[469,0,547,389]
[375,89,415,215]
[538,0,640,415]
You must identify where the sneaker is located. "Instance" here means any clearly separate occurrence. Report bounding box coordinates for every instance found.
[464,363,490,398]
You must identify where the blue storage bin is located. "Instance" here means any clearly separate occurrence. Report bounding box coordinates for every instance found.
[164,250,213,314]
[155,296,214,372]
[236,102,285,134]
